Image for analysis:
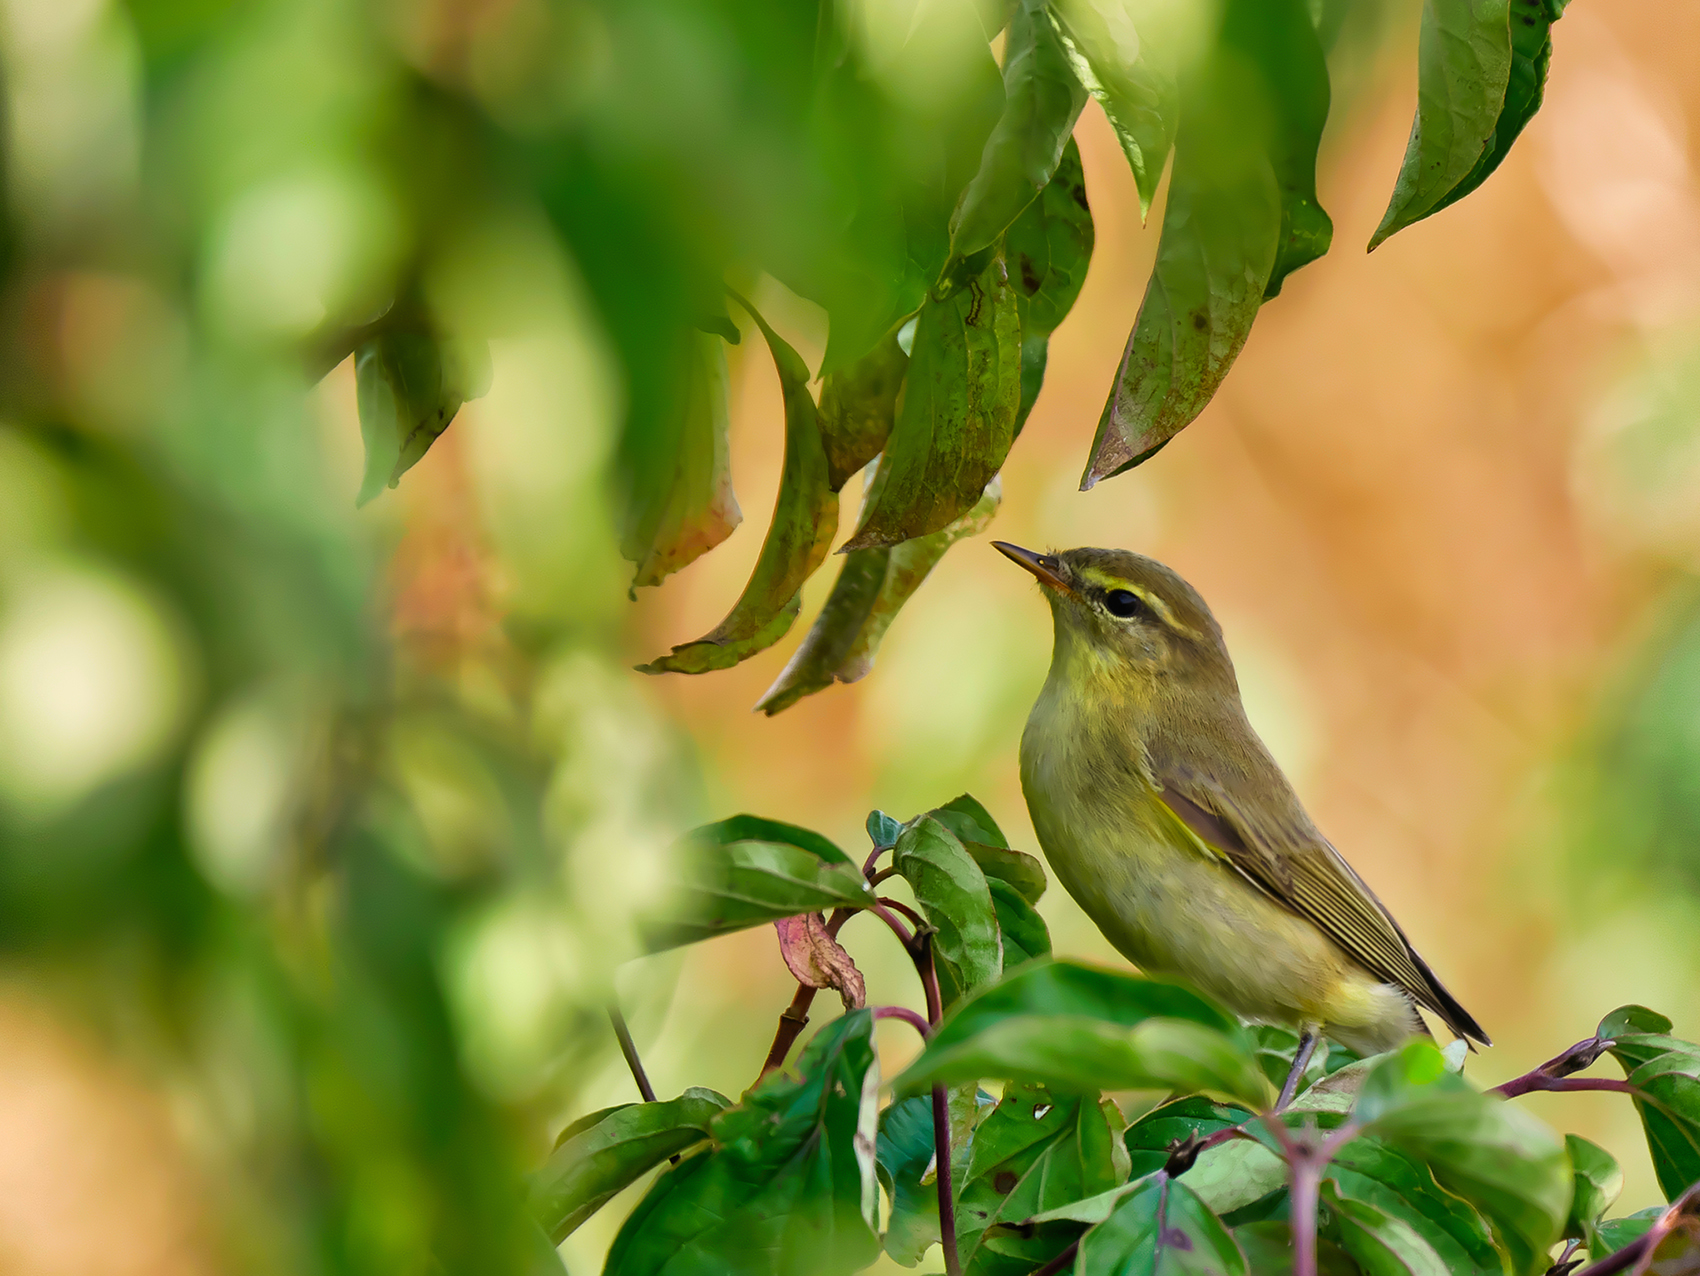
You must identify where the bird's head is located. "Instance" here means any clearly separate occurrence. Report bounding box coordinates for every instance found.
[993,542,1235,697]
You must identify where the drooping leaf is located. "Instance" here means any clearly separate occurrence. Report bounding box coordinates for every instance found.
[615,328,742,588]
[604,1011,880,1276]
[1357,1043,1570,1275]
[641,820,876,950]
[1321,1182,1449,1276]
[955,1083,1128,1271]
[1420,0,1563,220]
[803,0,1004,375]
[1226,0,1334,297]
[1081,48,1281,487]
[1075,1174,1248,1276]
[1367,0,1513,250]
[528,1088,731,1242]
[755,478,1000,714]
[1564,1135,1622,1241]
[928,959,1242,1058]
[355,324,486,507]
[818,331,906,492]
[1005,138,1095,433]
[896,1013,1271,1110]
[1120,1095,1289,1221]
[988,879,1051,969]
[840,252,1020,549]
[890,815,1002,1006]
[1048,0,1178,217]
[1599,1005,1674,1040]
[950,0,1088,261]
[1621,1049,1700,1201]
[639,302,837,674]
[1324,1136,1502,1275]
[774,913,866,1010]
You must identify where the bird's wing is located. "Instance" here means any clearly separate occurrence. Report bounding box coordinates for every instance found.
[1153,758,1490,1046]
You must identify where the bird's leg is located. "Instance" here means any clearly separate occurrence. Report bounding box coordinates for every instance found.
[1277,1029,1321,1111]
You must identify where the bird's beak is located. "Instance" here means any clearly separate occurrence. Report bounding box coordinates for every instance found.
[993,541,1071,593]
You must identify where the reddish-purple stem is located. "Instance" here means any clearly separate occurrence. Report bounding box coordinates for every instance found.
[1569,1179,1700,1276]
[872,1005,931,1039]
[877,895,928,929]
[1494,1075,1639,1099]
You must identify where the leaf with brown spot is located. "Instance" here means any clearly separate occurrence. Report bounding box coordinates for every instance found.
[839,253,1020,550]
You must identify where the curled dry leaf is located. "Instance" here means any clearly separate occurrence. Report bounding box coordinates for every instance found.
[774,913,867,1010]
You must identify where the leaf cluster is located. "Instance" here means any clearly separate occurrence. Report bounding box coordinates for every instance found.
[540,797,1700,1276]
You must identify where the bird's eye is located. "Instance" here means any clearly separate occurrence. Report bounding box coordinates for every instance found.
[1104,589,1144,619]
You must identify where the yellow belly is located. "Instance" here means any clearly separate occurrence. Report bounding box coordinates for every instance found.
[1019,691,1417,1055]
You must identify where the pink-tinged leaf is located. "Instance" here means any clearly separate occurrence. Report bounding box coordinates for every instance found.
[775,913,867,1010]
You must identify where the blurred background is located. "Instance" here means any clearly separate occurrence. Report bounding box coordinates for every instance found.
[2,0,1699,1271]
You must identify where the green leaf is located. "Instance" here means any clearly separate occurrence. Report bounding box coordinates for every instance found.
[876,1087,992,1266]
[1599,1005,1674,1040]
[689,814,855,865]
[1289,1054,1383,1117]
[1005,138,1095,434]
[642,824,876,950]
[1321,1182,1449,1276]
[1324,1137,1502,1275]
[354,325,475,507]
[1119,1096,1288,1221]
[1075,1174,1248,1276]
[604,1011,880,1276]
[988,879,1050,969]
[955,1083,1128,1271]
[968,845,1047,905]
[950,0,1088,261]
[1604,1033,1694,1073]
[867,810,904,850]
[1623,1049,1700,1201]
[1420,0,1561,220]
[755,478,1001,714]
[615,328,742,588]
[528,1089,730,1242]
[639,302,837,674]
[840,251,1020,549]
[1587,1206,1663,1259]
[891,815,1002,1006]
[818,330,906,493]
[1048,0,1178,217]
[1564,1135,1622,1240]
[933,794,1010,848]
[896,1014,1271,1110]
[1368,0,1513,250]
[1124,1097,1254,1180]
[1081,49,1281,487]
[1359,1044,1569,1275]
[928,959,1242,1058]
[1225,0,1334,298]
[1234,1221,1360,1276]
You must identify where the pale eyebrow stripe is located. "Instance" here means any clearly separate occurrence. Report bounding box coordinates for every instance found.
[1076,569,1202,639]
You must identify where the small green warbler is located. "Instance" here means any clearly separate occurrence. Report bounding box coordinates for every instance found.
[996,542,1487,1092]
